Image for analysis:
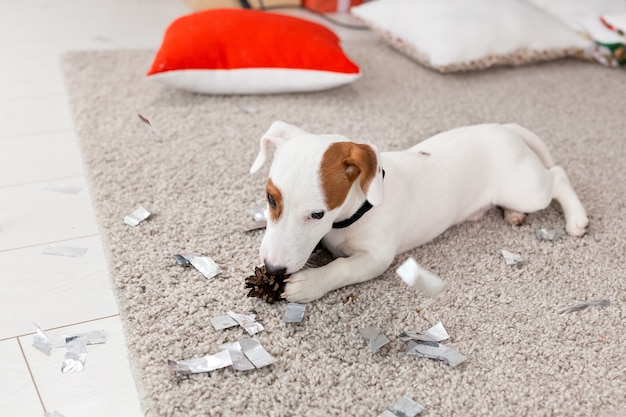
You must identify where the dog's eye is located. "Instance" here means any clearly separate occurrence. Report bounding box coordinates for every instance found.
[267,193,277,209]
[310,211,325,220]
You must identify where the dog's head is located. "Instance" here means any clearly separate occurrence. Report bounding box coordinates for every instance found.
[250,121,384,274]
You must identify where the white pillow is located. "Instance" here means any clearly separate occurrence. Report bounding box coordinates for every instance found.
[351,0,591,73]
[526,0,626,31]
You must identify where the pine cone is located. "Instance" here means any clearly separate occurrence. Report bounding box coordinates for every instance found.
[244,265,289,304]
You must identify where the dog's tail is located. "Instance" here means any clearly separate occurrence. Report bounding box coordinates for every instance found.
[504,123,556,168]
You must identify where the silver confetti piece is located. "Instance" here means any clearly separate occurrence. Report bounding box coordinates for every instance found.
[423,322,449,342]
[500,249,523,267]
[168,350,233,375]
[536,227,566,241]
[219,342,256,371]
[284,303,306,323]
[173,253,192,266]
[210,315,239,330]
[239,338,275,368]
[396,257,447,297]
[52,330,107,347]
[189,255,222,279]
[557,299,610,314]
[61,337,88,373]
[249,205,268,222]
[228,310,264,335]
[379,396,425,417]
[402,322,467,367]
[361,326,390,353]
[42,244,87,258]
[43,183,82,194]
[406,340,468,367]
[124,206,151,226]
[33,323,53,355]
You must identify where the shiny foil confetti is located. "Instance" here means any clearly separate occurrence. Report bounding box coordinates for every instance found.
[234,205,268,232]
[52,330,107,347]
[33,324,54,355]
[401,323,467,367]
[249,205,268,222]
[557,299,610,314]
[361,326,390,353]
[396,257,447,297]
[173,253,192,267]
[219,342,255,371]
[168,350,233,375]
[239,338,276,368]
[536,227,566,241]
[284,303,306,323]
[61,337,88,373]
[189,255,222,279]
[42,244,87,258]
[33,324,106,354]
[227,310,264,335]
[379,396,425,417]
[124,206,151,226]
[43,183,82,194]
[210,315,239,330]
[500,249,523,267]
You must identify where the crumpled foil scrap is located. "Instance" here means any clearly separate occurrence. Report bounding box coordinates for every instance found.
[379,396,425,417]
[173,253,222,279]
[400,322,467,367]
[361,326,390,353]
[61,337,88,374]
[124,205,151,226]
[284,303,306,323]
[169,339,275,374]
[235,205,268,232]
[396,257,447,297]
[500,249,523,267]
[535,227,566,241]
[227,310,264,335]
[33,324,106,373]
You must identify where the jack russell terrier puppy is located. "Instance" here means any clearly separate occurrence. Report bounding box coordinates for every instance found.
[250,121,589,303]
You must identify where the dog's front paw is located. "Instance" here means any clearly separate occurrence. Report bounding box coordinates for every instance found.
[282,270,327,303]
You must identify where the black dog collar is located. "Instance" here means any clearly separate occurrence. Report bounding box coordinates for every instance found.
[332,170,384,229]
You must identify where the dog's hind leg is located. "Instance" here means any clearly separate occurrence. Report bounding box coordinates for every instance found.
[549,166,589,236]
[497,162,588,237]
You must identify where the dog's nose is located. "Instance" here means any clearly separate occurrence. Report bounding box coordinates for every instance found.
[264,261,287,276]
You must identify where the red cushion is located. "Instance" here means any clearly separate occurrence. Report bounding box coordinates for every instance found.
[147,9,360,75]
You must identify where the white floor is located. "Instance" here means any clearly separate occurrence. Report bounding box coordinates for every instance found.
[0,1,189,416]
[0,2,368,416]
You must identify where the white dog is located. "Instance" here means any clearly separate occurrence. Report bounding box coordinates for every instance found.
[250,121,589,303]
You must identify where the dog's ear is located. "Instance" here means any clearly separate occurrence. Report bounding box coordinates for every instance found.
[250,121,305,174]
[322,142,384,208]
[349,143,384,206]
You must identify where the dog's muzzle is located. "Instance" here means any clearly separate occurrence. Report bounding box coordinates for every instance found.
[264,261,287,276]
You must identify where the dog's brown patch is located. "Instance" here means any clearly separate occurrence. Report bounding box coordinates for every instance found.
[266,178,283,221]
[320,142,377,210]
